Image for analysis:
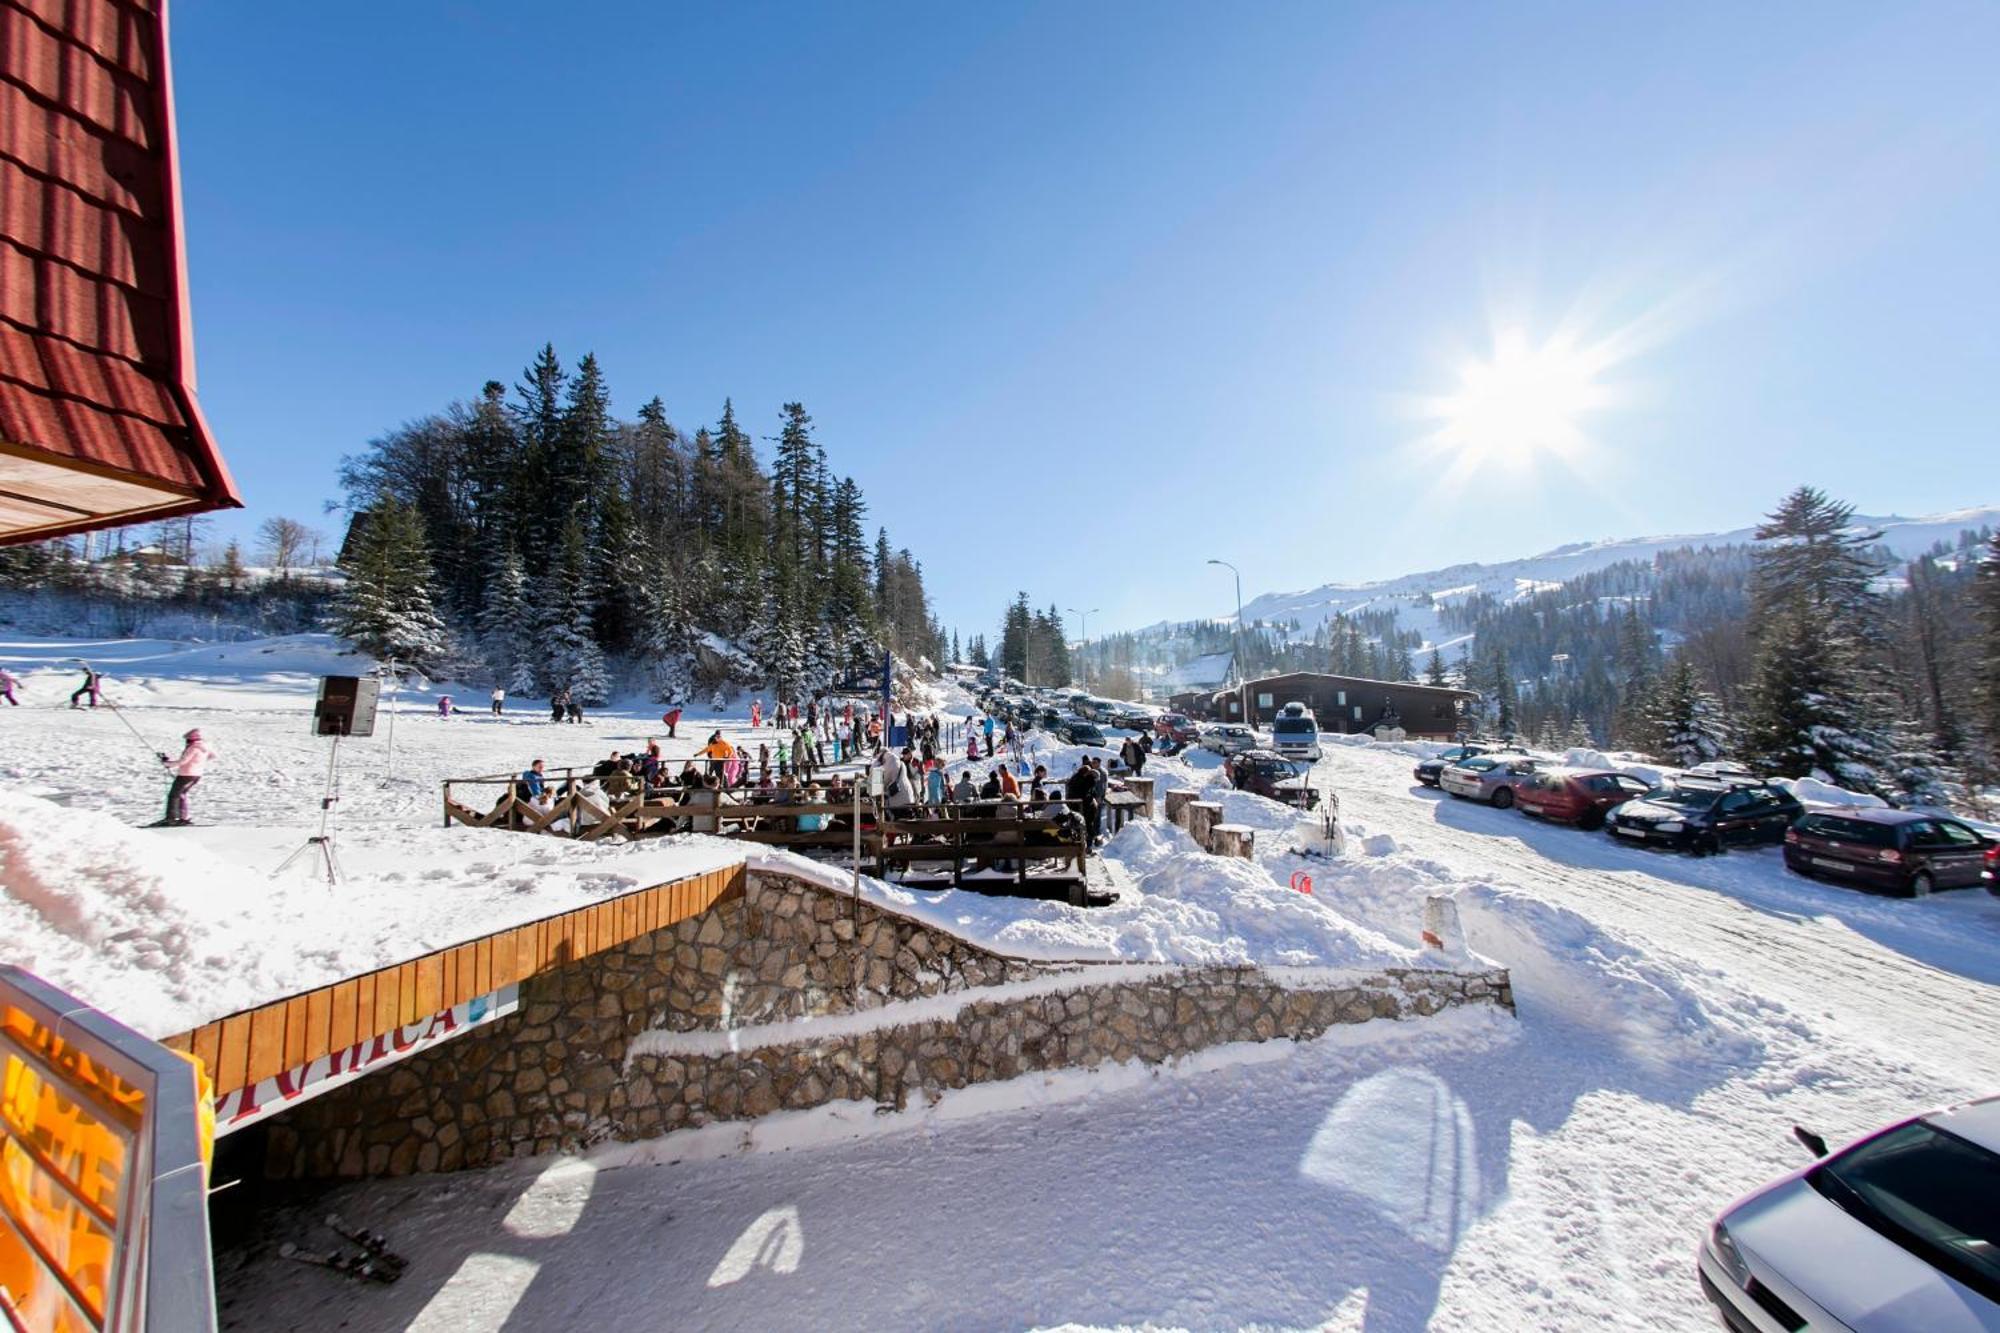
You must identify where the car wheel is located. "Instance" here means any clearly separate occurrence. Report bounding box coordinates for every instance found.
[1491,787,1515,809]
[1907,871,1935,899]
[1580,810,1605,831]
[1694,832,1722,857]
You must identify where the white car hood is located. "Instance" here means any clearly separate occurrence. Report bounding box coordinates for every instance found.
[1618,801,1684,823]
[1730,1178,2000,1331]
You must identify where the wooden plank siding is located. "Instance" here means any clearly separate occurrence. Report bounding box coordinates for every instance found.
[168,863,747,1097]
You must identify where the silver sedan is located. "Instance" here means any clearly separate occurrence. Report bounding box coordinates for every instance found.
[1437,755,1543,808]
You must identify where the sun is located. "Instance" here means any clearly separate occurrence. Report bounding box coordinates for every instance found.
[1436,329,1607,468]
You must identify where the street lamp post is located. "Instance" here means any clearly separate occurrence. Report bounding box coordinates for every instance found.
[1065,606,1098,694]
[1206,558,1243,720]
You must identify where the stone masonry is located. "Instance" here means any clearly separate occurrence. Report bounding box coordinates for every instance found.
[261,870,1512,1181]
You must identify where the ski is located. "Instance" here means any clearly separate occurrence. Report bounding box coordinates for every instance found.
[323,1213,409,1271]
[277,1241,400,1284]
[141,818,192,828]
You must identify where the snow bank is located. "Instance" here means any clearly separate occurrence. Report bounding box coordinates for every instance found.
[0,790,744,1037]
[1776,776,1890,810]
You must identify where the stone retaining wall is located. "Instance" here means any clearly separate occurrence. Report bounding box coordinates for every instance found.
[260,871,1511,1181]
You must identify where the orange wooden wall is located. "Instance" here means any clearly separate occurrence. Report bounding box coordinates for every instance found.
[159,864,745,1096]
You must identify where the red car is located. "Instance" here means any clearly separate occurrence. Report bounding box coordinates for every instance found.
[1154,713,1200,745]
[1515,768,1652,829]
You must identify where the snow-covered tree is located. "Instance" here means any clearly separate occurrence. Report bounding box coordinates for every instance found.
[479,550,537,692]
[1564,713,1596,750]
[533,520,608,703]
[1651,655,1732,768]
[331,500,450,665]
[1883,714,1953,809]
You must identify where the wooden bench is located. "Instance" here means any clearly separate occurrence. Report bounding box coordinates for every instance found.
[876,814,1099,905]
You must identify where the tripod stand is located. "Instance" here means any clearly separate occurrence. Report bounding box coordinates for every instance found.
[273,733,344,886]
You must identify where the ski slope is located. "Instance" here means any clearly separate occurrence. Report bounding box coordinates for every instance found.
[216,737,2000,1331]
[1235,504,2000,649]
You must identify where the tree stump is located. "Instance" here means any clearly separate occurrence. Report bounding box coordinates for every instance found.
[1210,823,1255,859]
[1186,801,1223,850]
[1164,789,1198,829]
[1124,777,1156,819]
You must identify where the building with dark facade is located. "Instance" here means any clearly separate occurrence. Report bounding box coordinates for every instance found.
[1216,671,1479,740]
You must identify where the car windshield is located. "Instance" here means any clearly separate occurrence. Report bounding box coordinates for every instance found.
[1809,1121,2000,1304]
[1458,757,1499,773]
[1641,785,1720,811]
[1274,718,1316,734]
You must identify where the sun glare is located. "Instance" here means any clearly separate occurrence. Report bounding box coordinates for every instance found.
[1435,330,1607,468]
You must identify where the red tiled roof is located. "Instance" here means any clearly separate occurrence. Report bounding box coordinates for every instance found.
[0,0,240,544]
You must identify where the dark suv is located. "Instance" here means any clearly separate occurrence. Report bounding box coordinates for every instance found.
[1784,809,1994,897]
[1603,778,1803,855]
[1414,742,1525,788]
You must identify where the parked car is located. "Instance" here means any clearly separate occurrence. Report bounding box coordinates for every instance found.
[1697,1093,2000,1331]
[1224,749,1320,810]
[1414,742,1526,788]
[1438,755,1544,808]
[1603,777,1804,854]
[1988,842,1998,894]
[1515,768,1653,829]
[1271,701,1322,762]
[1060,720,1108,746]
[1198,723,1259,755]
[1154,712,1200,744]
[1783,809,1995,897]
[1110,705,1154,731]
[1038,707,1065,732]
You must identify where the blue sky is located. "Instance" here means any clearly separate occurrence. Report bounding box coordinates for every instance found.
[172,1,1999,643]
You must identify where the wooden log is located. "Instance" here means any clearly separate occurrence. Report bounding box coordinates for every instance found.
[1210,823,1255,859]
[1164,789,1198,829]
[1186,800,1223,850]
[1123,777,1156,818]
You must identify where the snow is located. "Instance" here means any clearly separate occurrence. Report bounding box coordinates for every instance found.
[1234,504,2000,644]
[217,721,2000,1331]
[0,635,1442,1041]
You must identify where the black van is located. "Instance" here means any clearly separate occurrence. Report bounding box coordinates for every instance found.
[1783,808,1994,896]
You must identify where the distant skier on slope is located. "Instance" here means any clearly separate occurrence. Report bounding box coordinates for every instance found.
[0,667,19,705]
[154,728,215,826]
[69,664,102,709]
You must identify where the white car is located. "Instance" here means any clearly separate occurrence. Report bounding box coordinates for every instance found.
[1698,1093,2000,1331]
[1199,723,1259,755]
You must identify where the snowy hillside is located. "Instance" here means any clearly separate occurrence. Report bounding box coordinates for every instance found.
[1237,505,1999,652]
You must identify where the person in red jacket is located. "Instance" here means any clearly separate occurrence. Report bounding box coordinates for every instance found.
[661,706,682,739]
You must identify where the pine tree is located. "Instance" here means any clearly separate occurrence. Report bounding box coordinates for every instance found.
[1883,713,1952,809]
[1652,654,1731,768]
[639,548,696,702]
[1742,487,1894,792]
[1564,713,1596,749]
[331,499,450,664]
[479,550,537,693]
[1424,646,1449,688]
[1977,531,2000,750]
[533,518,609,703]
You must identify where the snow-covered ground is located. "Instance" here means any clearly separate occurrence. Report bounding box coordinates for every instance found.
[0,636,1445,1039]
[205,722,2000,1330]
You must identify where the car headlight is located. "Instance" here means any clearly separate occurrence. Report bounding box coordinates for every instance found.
[1710,1222,1751,1288]
[1656,820,1684,834]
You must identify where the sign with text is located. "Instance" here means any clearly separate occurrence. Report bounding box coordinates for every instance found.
[214,983,520,1133]
[0,966,215,1332]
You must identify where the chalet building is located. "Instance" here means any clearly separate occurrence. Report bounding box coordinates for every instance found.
[1155,650,1236,713]
[1,0,241,544]
[1216,671,1479,740]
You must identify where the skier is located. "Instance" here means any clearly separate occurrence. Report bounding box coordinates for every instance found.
[702,731,734,779]
[154,728,215,827]
[69,664,101,709]
[491,686,505,716]
[437,695,453,718]
[550,688,567,724]
[661,705,682,739]
[966,732,980,762]
[0,667,18,705]
[751,699,762,729]
[566,692,584,724]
